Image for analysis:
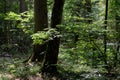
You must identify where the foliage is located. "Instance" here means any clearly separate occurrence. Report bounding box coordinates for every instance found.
[5,11,33,34]
[7,63,40,77]
[60,0,120,71]
[0,10,33,53]
[0,0,120,79]
[31,28,61,45]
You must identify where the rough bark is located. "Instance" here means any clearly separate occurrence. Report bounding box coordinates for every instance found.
[29,0,48,62]
[42,0,65,73]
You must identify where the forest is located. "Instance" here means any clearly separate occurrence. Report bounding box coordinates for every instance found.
[0,0,120,80]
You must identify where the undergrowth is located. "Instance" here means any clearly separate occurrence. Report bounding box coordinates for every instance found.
[0,51,120,80]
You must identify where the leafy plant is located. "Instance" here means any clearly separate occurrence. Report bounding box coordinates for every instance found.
[31,28,62,45]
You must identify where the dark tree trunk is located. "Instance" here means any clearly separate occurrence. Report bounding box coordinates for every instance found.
[103,0,109,71]
[20,0,28,13]
[3,0,9,45]
[28,0,48,62]
[42,0,65,73]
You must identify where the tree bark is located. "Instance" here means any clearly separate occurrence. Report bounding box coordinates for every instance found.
[103,0,109,71]
[42,0,65,73]
[29,0,48,62]
[20,0,28,13]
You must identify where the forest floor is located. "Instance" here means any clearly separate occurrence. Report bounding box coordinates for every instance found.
[0,52,120,80]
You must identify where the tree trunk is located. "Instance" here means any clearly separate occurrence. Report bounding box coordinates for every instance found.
[42,0,65,73]
[20,0,28,13]
[3,0,7,44]
[28,0,48,62]
[103,0,109,71]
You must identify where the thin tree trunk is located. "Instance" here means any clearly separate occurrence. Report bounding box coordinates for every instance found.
[42,0,65,73]
[20,0,28,13]
[103,0,109,71]
[3,0,8,44]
